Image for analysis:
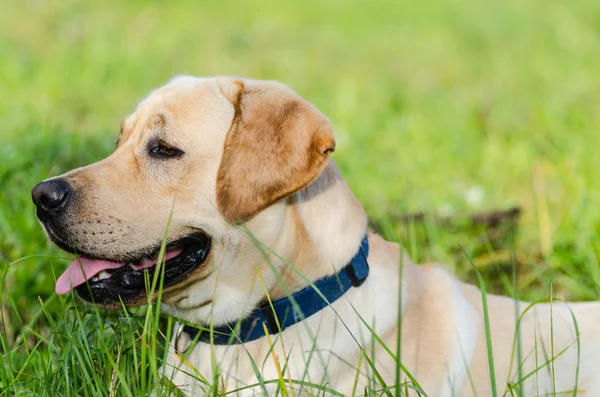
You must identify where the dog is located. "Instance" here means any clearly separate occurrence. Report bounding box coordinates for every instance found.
[32,76,600,396]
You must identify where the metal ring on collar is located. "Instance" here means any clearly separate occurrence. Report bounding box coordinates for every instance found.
[174,323,192,355]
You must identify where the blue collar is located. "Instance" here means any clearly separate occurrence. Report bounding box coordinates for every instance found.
[181,235,370,345]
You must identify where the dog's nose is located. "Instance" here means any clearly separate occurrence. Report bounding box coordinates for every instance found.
[32,179,72,213]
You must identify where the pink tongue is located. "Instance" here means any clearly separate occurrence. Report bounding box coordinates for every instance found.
[55,249,183,295]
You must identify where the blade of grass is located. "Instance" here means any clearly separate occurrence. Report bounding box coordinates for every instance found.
[461,244,497,397]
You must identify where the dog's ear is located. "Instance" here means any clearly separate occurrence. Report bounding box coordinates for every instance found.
[216,78,335,223]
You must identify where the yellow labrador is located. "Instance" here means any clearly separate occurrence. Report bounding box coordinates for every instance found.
[32,77,600,396]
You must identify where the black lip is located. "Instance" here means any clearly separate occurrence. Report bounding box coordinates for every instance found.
[75,232,211,305]
[43,222,79,254]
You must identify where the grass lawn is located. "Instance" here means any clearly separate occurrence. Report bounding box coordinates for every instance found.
[2,0,600,395]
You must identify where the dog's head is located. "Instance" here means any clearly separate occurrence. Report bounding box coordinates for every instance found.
[32,77,338,323]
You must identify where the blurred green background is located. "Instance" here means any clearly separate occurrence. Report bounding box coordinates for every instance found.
[2,0,600,357]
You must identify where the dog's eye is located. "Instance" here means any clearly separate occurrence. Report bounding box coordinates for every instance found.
[149,142,183,159]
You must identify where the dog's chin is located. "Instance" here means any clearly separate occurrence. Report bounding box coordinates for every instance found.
[50,231,211,307]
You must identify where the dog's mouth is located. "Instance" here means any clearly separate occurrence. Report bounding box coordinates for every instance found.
[55,232,211,304]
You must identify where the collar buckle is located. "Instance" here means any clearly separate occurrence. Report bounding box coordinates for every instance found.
[347,244,369,287]
[347,260,368,287]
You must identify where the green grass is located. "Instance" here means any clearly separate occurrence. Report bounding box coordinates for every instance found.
[2,0,600,395]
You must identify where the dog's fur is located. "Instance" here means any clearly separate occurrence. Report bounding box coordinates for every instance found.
[39,77,600,396]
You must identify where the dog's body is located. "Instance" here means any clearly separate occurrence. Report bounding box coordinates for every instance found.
[163,161,600,397]
[32,77,600,396]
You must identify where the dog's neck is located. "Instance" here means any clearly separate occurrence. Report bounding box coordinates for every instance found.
[265,161,369,300]
[162,161,370,327]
